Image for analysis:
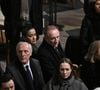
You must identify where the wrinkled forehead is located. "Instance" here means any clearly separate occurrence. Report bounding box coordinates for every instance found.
[16,42,32,52]
[17,43,28,49]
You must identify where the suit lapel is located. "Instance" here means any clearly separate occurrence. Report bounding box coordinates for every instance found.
[11,61,26,90]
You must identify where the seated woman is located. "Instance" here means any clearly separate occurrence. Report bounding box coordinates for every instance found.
[43,57,88,90]
[22,25,39,58]
[80,40,100,90]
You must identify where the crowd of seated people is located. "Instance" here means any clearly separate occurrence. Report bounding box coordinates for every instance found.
[0,0,100,90]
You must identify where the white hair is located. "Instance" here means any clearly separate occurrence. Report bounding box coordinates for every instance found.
[16,41,32,54]
[94,87,100,90]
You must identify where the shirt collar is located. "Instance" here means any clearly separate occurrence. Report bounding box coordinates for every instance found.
[23,60,30,68]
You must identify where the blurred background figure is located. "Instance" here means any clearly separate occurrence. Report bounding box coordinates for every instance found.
[80,40,100,90]
[80,0,100,61]
[0,72,15,90]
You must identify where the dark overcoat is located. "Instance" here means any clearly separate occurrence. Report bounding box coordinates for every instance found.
[6,58,44,90]
[37,40,65,83]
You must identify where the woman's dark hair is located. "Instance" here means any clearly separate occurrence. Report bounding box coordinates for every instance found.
[22,24,39,40]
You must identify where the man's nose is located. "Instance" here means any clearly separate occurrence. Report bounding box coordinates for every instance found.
[64,70,67,74]
[9,88,12,90]
[21,51,25,56]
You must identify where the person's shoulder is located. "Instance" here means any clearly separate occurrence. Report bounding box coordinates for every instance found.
[6,59,23,72]
[73,78,83,84]
[37,43,52,55]
[73,79,88,90]
[6,61,19,76]
[71,76,84,86]
[7,60,17,68]
[30,58,39,63]
[73,78,88,87]
[30,58,42,67]
[38,42,47,52]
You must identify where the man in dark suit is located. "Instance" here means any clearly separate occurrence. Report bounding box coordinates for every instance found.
[6,41,44,90]
[37,25,65,83]
[1,0,42,61]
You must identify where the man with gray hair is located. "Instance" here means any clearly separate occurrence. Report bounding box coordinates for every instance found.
[6,41,44,90]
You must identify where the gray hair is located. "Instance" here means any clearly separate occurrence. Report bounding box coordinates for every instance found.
[16,41,32,54]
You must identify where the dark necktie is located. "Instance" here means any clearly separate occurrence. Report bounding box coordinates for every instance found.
[55,48,61,56]
[26,65,33,80]
[25,65,34,90]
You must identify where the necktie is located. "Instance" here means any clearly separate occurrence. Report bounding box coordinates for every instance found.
[25,65,34,90]
[55,48,61,56]
[26,65,33,80]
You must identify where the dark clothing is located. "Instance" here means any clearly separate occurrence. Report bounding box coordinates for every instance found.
[84,0,94,15]
[1,0,42,61]
[6,58,44,90]
[1,0,42,39]
[37,40,65,83]
[65,36,81,65]
[80,61,100,90]
[80,2,100,59]
[43,75,88,90]
[31,44,38,59]
[0,66,4,77]
[84,0,89,14]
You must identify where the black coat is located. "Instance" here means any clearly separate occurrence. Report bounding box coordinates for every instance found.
[37,40,65,83]
[80,3,100,59]
[80,61,100,90]
[6,58,44,90]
